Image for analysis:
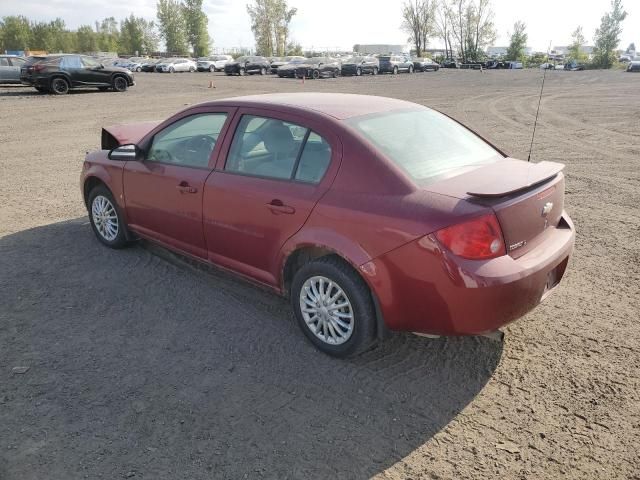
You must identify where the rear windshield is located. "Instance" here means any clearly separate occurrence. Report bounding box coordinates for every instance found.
[346,109,501,183]
[379,56,391,61]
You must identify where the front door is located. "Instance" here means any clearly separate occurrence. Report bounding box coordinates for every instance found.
[80,56,111,85]
[123,111,231,258]
[203,110,339,286]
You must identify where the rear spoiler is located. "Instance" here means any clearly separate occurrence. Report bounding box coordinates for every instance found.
[101,121,160,150]
[466,160,565,198]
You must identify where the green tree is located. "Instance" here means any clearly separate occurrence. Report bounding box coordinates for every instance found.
[95,17,120,53]
[76,25,98,52]
[286,42,303,56]
[625,42,635,53]
[157,0,188,54]
[0,16,31,51]
[30,19,73,53]
[247,0,296,56]
[568,26,587,62]
[120,15,158,55]
[506,20,527,61]
[592,0,627,68]
[401,0,437,57]
[447,0,496,62]
[182,0,209,56]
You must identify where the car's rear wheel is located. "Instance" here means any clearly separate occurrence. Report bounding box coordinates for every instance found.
[392,66,398,74]
[372,67,378,75]
[239,67,246,76]
[112,76,128,92]
[311,69,320,80]
[356,67,362,76]
[50,77,70,95]
[136,66,142,72]
[260,67,267,75]
[209,65,215,72]
[408,65,414,73]
[88,185,129,249]
[189,66,195,72]
[291,256,376,357]
[169,66,175,73]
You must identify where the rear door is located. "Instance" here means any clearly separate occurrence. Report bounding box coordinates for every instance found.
[123,109,234,258]
[0,57,9,82]
[203,109,341,286]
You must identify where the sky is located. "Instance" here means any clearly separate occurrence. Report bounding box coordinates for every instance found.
[1,0,638,53]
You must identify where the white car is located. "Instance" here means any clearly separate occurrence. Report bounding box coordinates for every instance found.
[156,58,197,73]
[197,55,233,72]
[121,57,147,72]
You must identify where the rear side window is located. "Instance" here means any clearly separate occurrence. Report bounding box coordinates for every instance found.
[225,115,330,183]
[10,57,25,66]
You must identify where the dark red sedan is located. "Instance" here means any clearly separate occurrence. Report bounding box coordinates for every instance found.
[81,93,574,357]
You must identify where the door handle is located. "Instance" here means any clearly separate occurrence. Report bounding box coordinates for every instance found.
[176,181,198,194]
[266,199,295,215]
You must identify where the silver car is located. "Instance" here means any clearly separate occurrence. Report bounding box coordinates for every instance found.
[197,55,233,72]
[0,56,26,84]
[156,58,197,73]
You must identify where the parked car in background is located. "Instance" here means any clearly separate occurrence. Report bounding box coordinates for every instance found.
[141,58,162,72]
[539,62,556,70]
[441,58,460,68]
[0,55,26,83]
[156,58,197,73]
[627,57,640,72]
[412,58,440,72]
[292,57,341,79]
[270,56,306,74]
[341,56,379,76]
[83,93,574,357]
[378,55,414,74]
[197,55,233,72]
[120,57,147,72]
[486,60,508,69]
[276,58,312,78]
[20,54,134,94]
[563,60,584,71]
[224,56,270,75]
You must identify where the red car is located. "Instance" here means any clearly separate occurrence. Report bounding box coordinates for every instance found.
[81,93,575,357]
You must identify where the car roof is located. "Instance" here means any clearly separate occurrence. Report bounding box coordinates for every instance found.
[206,93,422,120]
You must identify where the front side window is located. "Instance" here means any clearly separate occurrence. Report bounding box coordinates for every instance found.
[225,115,331,183]
[147,113,228,168]
[346,108,501,184]
[60,56,82,69]
[82,56,99,68]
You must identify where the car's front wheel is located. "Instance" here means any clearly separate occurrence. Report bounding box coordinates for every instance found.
[260,67,267,75]
[88,185,129,249]
[291,256,376,357]
[392,66,398,74]
[372,67,378,75]
[112,76,128,92]
[209,65,216,72]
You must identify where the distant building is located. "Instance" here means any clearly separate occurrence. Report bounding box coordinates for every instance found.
[486,46,533,58]
[550,45,595,60]
[354,44,409,55]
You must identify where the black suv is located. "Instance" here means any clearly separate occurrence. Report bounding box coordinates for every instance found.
[20,54,134,94]
[378,55,414,74]
[224,56,270,76]
[341,56,379,76]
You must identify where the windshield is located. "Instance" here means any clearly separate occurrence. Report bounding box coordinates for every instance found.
[345,57,364,63]
[346,109,501,183]
[236,56,248,63]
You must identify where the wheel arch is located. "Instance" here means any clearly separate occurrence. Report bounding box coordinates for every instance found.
[50,73,71,88]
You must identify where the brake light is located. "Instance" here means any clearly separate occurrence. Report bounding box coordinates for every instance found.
[435,214,506,260]
[33,64,46,72]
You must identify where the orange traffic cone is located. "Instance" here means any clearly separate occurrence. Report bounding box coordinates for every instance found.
[208,80,215,88]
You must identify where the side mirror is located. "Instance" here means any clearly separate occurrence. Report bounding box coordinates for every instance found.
[100,63,105,69]
[108,144,141,161]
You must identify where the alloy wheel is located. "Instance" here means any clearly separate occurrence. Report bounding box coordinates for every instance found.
[299,275,354,345]
[91,195,119,242]
[52,78,69,95]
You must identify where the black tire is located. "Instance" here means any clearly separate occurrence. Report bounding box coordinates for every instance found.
[311,69,320,80]
[260,67,267,75]
[189,66,195,72]
[408,65,414,74]
[239,67,245,76]
[169,66,175,73]
[136,66,142,72]
[372,67,378,75]
[87,185,129,249]
[50,77,70,95]
[392,66,398,75]
[291,256,376,357]
[112,76,128,92]
[332,68,339,78]
[356,67,362,76]
[209,65,215,72]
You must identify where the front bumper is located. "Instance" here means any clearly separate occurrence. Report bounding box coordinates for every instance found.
[360,212,575,335]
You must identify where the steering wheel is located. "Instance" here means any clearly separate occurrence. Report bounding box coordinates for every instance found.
[149,148,176,163]
[185,135,216,165]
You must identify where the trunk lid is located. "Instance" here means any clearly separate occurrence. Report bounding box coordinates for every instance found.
[424,158,566,258]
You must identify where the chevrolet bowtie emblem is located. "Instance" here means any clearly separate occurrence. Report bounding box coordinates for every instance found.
[541,202,553,217]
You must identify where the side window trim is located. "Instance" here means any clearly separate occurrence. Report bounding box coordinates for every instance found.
[290,129,311,180]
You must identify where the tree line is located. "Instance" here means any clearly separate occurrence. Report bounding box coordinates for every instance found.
[401,0,630,68]
[0,0,210,56]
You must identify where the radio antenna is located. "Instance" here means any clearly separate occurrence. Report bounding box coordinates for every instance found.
[528,41,552,162]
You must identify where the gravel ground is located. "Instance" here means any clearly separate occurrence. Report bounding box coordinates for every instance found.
[1,69,639,480]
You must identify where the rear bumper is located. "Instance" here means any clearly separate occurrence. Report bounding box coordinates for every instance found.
[361,212,575,335]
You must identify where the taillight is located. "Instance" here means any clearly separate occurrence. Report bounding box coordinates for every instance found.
[435,213,506,260]
[33,64,46,72]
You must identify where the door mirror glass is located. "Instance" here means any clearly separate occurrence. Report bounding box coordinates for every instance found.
[108,144,141,161]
